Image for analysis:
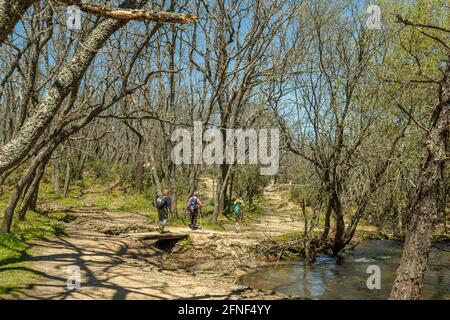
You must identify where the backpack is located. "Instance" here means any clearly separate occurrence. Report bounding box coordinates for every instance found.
[189,196,198,211]
[234,202,241,215]
[155,195,165,209]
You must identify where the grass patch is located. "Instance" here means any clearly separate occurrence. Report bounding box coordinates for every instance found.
[273,230,323,243]
[0,233,35,298]
[0,211,66,299]
[274,231,304,242]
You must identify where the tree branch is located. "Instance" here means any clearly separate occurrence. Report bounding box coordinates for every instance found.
[396,15,450,34]
[58,0,197,24]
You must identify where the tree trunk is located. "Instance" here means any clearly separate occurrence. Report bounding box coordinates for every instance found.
[29,182,39,212]
[301,198,314,264]
[123,121,145,193]
[1,181,29,234]
[0,146,50,234]
[152,166,163,196]
[320,198,332,242]
[0,0,36,43]
[212,166,225,223]
[168,160,178,220]
[390,64,449,300]
[135,145,144,193]
[331,192,346,255]
[228,171,234,209]
[52,160,61,198]
[18,157,48,220]
[212,163,231,224]
[187,165,198,198]
[212,181,221,224]
[148,146,163,196]
[63,159,72,198]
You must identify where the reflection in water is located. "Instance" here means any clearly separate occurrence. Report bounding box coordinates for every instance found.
[241,240,450,300]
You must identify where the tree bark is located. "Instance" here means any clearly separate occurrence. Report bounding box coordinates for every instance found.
[135,147,144,193]
[187,165,198,198]
[18,156,48,220]
[52,160,61,198]
[212,163,231,223]
[147,145,163,196]
[29,181,40,212]
[63,159,72,197]
[320,198,333,242]
[58,0,196,24]
[331,191,346,255]
[0,145,52,234]
[123,121,144,192]
[168,160,178,220]
[390,64,449,300]
[0,0,36,43]
[0,0,195,45]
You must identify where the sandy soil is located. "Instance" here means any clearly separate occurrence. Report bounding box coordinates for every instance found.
[15,187,306,300]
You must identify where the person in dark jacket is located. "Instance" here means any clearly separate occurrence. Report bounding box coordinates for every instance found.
[186,192,202,230]
[156,190,171,233]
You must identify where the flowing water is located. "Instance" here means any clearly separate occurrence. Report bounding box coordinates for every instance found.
[241,240,450,299]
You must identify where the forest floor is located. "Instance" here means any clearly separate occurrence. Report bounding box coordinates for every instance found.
[2,183,379,300]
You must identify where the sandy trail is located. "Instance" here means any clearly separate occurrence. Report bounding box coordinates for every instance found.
[14,187,304,300]
[243,187,305,236]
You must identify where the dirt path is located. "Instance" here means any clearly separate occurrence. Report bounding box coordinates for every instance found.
[16,187,304,300]
[243,186,305,236]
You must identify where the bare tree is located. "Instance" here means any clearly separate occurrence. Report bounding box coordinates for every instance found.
[0,0,195,176]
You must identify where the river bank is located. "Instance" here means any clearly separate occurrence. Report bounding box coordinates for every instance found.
[2,186,448,300]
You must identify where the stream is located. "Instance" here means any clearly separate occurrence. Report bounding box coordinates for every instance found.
[241,240,449,299]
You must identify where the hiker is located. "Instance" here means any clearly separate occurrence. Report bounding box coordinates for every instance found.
[155,190,171,233]
[233,197,244,232]
[186,192,202,230]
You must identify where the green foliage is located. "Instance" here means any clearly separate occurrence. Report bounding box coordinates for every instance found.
[91,160,115,181]
[289,185,315,207]
[232,165,270,208]
[202,201,214,214]
[379,0,449,116]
